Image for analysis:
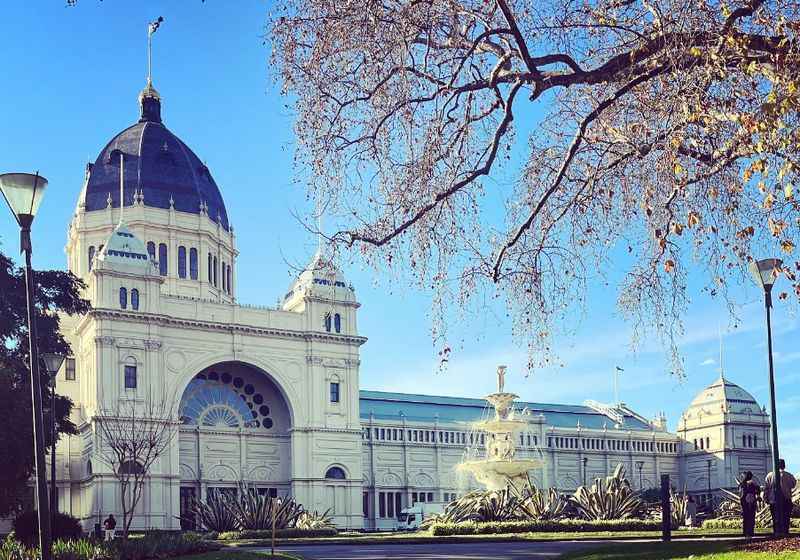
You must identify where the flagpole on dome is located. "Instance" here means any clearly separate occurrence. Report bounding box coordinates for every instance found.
[147,16,164,86]
[614,366,623,408]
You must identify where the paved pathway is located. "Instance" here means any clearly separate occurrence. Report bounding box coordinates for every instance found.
[259,540,601,559]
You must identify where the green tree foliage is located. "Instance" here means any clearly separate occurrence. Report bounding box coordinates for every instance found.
[0,249,89,515]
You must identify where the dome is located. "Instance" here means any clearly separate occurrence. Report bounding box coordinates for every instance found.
[81,83,229,230]
[96,222,156,274]
[288,249,348,293]
[687,375,763,415]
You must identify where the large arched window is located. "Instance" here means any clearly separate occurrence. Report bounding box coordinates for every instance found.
[189,248,198,280]
[325,466,346,480]
[131,289,140,311]
[158,243,168,276]
[88,246,95,271]
[178,246,187,278]
[119,287,128,309]
[179,372,274,430]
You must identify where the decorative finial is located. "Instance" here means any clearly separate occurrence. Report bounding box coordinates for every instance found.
[106,192,112,208]
[169,194,175,209]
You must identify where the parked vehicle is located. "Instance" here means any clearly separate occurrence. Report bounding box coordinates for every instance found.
[396,502,446,530]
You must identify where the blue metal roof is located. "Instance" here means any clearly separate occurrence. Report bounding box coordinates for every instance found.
[359,390,654,431]
[82,87,229,230]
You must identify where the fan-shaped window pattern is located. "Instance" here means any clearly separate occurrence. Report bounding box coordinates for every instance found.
[131,289,140,310]
[189,248,198,280]
[178,246,187,278]
[325,466,346,480]
[179,373,274,431]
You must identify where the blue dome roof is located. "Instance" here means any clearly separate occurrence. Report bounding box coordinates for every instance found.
[82,85,229,230]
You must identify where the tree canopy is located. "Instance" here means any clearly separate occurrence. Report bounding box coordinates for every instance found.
[0,250,89,515]
[272,0,800,371]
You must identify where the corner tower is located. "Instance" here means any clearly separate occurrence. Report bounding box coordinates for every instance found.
[66,82,236,302]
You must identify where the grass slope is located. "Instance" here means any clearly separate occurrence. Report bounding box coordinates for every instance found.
[561,540,800,559]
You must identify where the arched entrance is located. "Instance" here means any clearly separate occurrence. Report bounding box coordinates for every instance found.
[176,361,292,529]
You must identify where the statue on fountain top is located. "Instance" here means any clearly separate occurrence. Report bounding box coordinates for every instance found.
[497,365,507,393]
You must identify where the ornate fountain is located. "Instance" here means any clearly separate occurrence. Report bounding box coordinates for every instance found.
[456,366,542,490]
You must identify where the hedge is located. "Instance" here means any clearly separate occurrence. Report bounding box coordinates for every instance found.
[430,519,662,536]
[702,518,800,530]
[217,528,338,540]
[12,511,83,546]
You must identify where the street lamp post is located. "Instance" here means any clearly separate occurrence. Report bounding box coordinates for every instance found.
[582,457,588,487]
[749,257,784,536]
[0,173,52,560]
[706,459,713,508]
[42,353,65,534]
[636,461,644,490]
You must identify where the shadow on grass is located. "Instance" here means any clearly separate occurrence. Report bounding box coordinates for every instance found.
[559,540,780,560]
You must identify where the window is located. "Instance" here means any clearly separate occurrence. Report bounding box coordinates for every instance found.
[754,435,758,448]
[324,313,332,332]
[213,256,218,286]
[226,265,231,294]
[178,246,187,278]
[158,243,168,276]
[427,492,434,502]
[363,492,369,518]
[706,437,710,449]
[379,493,386,518]
[208,253,213,282]
[124,365,137,389]
[87,460,92,476]
[131,289,140,310]
[330,382,340,403]
[334,313,341,333]
[147,241,156,261]
[325,466,346,479]
[189,248,198,279]
[65,358,76,381]
[88,246,95,271]
[221,261,226,291]
[119,287,127,309]
[742,435,746,448]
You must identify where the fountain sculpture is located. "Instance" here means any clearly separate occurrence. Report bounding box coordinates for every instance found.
[456,366,542,490]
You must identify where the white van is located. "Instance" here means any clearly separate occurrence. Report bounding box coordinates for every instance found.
[396,502,446,530]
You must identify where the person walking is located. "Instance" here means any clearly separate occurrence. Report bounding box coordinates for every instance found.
[685,495,697,528]
[765,459,796,536]
[739,471,760,543]
[103,514,117,541]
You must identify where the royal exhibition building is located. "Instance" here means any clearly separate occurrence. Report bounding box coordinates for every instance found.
[38,79,776,533]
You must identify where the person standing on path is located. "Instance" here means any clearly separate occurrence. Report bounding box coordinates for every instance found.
[103,514,117,541]
[739,471,760,543]
[765,459,796,536]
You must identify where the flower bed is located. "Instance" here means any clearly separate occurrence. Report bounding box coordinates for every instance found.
[430,519,662,536]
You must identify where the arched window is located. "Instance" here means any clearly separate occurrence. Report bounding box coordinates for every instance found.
[178,246,187,278]
[334,313,341,333]
[706,437,710,449]
[324,313,332,332]
[158,243,168,276]
[221,261,226,291]
[213,256,218,286]
[131,289,140,310]
[753,435,758,448]
[124,362,137,389]
[119,287,128,309]
[118,460,145,475]
[208,252,213,282]
[325,466,346,480]
[189,248,198,279]
[87,460,92,476]
[147,241,156,261]
[226,265,231,294]
[88,246,95,271]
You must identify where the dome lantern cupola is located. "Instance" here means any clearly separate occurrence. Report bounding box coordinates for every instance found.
[139,80,162,123]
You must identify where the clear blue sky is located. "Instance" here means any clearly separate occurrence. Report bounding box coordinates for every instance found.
[1,2,798,470]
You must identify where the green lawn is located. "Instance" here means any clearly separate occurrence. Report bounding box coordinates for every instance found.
[174,552,303,560]
[561,541,800,559]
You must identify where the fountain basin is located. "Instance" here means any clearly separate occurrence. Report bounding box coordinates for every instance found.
[457,459,543,491]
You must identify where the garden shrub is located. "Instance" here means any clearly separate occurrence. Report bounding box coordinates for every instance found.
[1,536,106,560]
[702,517,800,530]
[430,519,661,536]
[216,528,337,540]
[107,531,219,560]
[12,512,83,546]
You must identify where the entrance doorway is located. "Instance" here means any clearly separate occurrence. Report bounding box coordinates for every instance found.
[179,487,197,530]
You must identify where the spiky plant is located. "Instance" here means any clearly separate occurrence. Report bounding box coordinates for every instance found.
[192,492,238,532]
[420,489,520,527]
[717,487,772,527]
[569,464,644,521]
[295,509,335,530]
[225,485,305,531]
[511,475,569,521]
